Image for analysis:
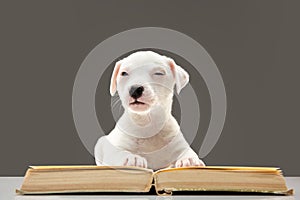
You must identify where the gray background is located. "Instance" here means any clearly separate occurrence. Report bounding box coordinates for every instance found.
[0,0,299,176]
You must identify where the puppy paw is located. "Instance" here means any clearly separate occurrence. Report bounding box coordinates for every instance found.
[123,154,148,168]
[175,157,205,168]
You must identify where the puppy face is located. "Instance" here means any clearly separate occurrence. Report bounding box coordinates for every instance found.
[110,51,189,113]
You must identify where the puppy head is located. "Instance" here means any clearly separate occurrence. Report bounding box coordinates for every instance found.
[110,51,189,113]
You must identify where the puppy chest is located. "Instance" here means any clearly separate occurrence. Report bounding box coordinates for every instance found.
[133,136,174,153]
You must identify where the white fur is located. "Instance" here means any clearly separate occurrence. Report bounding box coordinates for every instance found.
[94,51,205,170]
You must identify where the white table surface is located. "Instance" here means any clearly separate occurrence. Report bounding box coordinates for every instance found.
[0,177,298,200]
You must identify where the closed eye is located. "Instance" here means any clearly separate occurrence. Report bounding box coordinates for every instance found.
[154,72,165,76]
[121,71,129,76]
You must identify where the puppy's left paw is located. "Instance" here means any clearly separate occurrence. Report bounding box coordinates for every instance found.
[123,154,148,168]
[175,157,205,168]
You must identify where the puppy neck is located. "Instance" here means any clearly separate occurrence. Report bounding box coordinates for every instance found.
[128,111,152,127]
[117,106,173,138]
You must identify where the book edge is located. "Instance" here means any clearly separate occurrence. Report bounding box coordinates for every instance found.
[29,165,153,173]
[154,188,294,196]
[154,166,280,174]
[16,188,150,195]
[18,166,154,195]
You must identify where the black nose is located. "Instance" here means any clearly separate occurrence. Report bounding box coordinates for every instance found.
[129,85,144,99]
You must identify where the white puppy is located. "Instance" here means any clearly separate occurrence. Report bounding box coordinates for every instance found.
[94,51,205,170]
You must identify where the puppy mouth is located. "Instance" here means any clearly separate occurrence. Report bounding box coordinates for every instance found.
[128,99,150,112]
[129,100,146,105]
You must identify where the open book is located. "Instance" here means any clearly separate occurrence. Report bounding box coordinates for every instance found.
[17,165,293,196]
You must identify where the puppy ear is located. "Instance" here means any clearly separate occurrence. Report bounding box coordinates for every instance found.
[168,58,189,94]
[110,61,122,96]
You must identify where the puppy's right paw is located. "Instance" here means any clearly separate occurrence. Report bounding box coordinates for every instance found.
[175,157,205,168]
[123,154,147,168]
